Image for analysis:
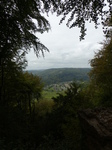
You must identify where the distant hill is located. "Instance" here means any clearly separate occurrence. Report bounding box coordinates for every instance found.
[27,68,91,85]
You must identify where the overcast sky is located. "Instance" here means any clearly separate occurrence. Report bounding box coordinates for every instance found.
[26,13,105,70]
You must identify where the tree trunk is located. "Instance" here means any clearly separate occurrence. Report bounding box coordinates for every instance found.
[28,93,31,115]
[0,57,4,104]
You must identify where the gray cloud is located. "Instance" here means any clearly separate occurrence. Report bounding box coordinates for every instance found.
[26,14,105,70]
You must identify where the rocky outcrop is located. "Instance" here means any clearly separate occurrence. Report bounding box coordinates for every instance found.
[78,108,112,150]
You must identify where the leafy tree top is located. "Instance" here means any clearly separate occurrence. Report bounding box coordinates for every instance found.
[56,0,112,40]
[0,0,51,60]
[0,0,112,56]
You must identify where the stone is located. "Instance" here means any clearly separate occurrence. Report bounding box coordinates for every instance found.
[78,108,112,150]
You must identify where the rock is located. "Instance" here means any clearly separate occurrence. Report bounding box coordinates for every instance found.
[78,108,112,150]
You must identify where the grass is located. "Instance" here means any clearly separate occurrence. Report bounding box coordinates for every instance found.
[41,90,59,100]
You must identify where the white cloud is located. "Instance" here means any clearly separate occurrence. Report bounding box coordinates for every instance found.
[26,13,105,70]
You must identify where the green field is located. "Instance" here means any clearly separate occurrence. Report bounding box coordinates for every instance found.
[41,90,60,100]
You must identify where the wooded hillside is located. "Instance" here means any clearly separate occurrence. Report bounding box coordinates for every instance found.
[28,68,90,85]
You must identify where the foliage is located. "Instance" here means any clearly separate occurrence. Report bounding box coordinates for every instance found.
[0,1,112,149]
[103,14,112,38]
[0,69,44,147]
[89,38,112,107]
[0,62,43,109]
[46,82,92,149]
[0,0,51,104]
[55,0,112,40]
[1,0,110,62]
[88,15,112,107]
[89,14,112,106]
[29,68,90,85]
[35,99,54,116]
[0,0,50,56]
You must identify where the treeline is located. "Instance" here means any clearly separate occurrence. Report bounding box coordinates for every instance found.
[28,68,90,85]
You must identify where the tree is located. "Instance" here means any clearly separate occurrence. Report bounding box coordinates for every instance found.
[48,82,91,149]
[0,0,111,71]
[39,0,112,40]
[0,0,112,58]
[22,72,44,114]
[0,0,112,104]
[89,38,112,106]
[55,0,112,40]
[89,15,112,106]
[3,69,43,112]
[0,0,50,102]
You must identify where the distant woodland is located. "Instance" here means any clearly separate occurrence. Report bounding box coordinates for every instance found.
[0,1,112,150]
[28,68,91,85]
